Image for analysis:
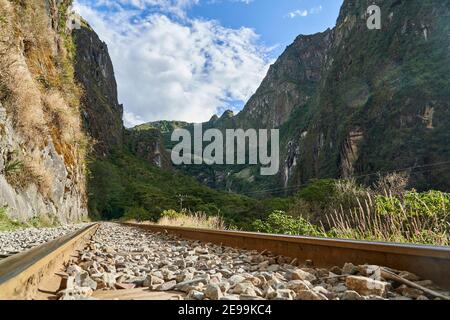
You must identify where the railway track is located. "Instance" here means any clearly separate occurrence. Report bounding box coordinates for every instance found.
[0,222,449,300]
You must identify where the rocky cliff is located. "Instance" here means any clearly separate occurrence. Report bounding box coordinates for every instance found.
[73,24,124,154]
[0,0,88,222]
[279,0,450,191]
[232,30,332,130]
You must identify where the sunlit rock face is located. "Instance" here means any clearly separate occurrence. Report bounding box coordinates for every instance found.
[73,25,124,155]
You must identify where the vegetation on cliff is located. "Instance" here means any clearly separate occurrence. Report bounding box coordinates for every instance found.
[0,0,88,222]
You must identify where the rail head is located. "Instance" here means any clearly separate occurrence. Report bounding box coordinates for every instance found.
[122,223,450,260]
[0,223,99,300]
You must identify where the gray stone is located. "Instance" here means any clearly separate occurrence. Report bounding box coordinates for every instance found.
[395,285,424,299]
[157,280,177,291]
[342,263,358,275]
[205,284,223,300]
[188,290,205,300]
[286,269,316,282]
[287,280,312,293]
[220,295,240,301]
[175,278,208,292]
[232,282,257,296]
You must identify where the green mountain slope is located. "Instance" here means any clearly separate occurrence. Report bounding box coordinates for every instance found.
[135,0,450,195]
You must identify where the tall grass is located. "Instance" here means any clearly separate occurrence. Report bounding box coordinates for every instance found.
[325,192,449,245]
[156,210,227,230]
[261,174,450,246]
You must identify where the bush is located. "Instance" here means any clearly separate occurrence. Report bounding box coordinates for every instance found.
[0,206,24,231]
[122,207,158,222]
[161,209,184,219]
[375,190,449,219]
[252,211,324,237]
[289,179,367,224]
[28,213,60,228]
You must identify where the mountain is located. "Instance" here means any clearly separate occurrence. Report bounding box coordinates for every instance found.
[136,0,450,194]
[1,0,449,226]
[279,0,450,191]
[0,0,274,226]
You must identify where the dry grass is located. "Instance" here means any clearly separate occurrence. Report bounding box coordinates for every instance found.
[43,90,83,145]
[157,212,227,230]
[0,0,87,196]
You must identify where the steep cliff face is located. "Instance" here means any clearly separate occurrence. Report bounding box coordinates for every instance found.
[282,0,450,190]
[232,30,332,129]
[0,0,87,222]
[73,24,123,154]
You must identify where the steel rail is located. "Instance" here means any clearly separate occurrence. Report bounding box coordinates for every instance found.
[123,223,450,290]
[0,223,99,300]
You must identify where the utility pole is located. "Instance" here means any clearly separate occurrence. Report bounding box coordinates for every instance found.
[177,194,188,212]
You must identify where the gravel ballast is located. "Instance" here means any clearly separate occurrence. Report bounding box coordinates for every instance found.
[0,224,88,256]
[57,223,450,301]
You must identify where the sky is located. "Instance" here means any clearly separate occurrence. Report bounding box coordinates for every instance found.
[73,0,343,127]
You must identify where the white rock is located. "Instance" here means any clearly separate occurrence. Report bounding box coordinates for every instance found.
[345,276,388,297]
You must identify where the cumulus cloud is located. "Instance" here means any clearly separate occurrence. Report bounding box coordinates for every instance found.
[73,0,271,127]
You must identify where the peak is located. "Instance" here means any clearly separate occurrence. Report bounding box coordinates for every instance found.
[209,115,219,123]
[220,110,234,120]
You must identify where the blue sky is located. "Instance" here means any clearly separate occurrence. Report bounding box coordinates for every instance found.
[189,0,343,57]
[74,0,343,126]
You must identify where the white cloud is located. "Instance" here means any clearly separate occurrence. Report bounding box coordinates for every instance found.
[287,9,308,18]
[74,0,271,127]
[286,5,323,19]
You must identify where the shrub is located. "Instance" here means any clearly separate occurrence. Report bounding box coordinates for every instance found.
[252,210,325,237]
[375,191,449,219]
[161,209,184,219]
[0,206,24,231]
[289,178,367,224]
[123,207,158,222]
[296,179,336,203]
[28,213,60,228]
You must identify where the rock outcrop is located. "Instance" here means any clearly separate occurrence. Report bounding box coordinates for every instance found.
[0,0,87,222]
[232,30,332,129]
[73,24,124,154]
[126,129,171,169]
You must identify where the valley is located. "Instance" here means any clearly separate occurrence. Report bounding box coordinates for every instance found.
[0,0,449,250]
